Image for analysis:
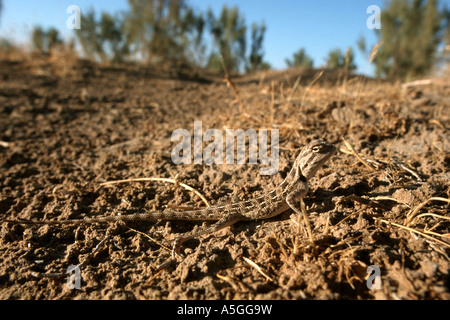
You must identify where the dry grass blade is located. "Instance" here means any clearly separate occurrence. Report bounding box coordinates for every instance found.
[293,206,303,255]
[125,225,173,254]
[369,196,411,208]
[375,217,450,249]
[293,199,315,254]
[216,270,244,291]
[219,53,246,114]
[335,208,364,227]
[300,70,323,108]
[0,141,11,148]
[406,197,450,225]
[270,81,275,123]
[243,257,273,282]
[300,199,314,244]
[369,41,382,64]
[148,268,167,284]
[401,79,433,89]
[286,76,301,104]
[323,213,330,236]
[393,161,423,182]
[429,119,446,130]
[415,212,450,221]
[422,228,450,240]
[78,235,110,268]
[99,177,210,207]
[341,137,376,172]
[346,195,390,210]
[270,232,289,259]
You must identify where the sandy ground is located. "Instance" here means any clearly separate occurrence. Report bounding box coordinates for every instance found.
[0,56,449,299]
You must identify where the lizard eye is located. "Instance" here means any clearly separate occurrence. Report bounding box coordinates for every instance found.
[312,146,321,153]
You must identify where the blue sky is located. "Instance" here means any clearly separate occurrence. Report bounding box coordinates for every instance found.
[1,0,448,75]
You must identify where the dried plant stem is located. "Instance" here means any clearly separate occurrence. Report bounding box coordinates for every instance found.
[301,199,314,244]
[0,141,11,148]
[293,205,303,255]
[300,70,323,109]
[148,268,167,284]
[219,53,246,114]
[415,212,450,221]
[369,196,411,208]
[286,76,301,104]
[406,197,450,225]
[375,217,450,249]
[293,199,314,254]
[345,195,390,210]
[99,177,210,207]
[401,79,433,89]
[216,270,244,291]
[243,257,273,282]
[369,41,382,65]
[270,81,275,123]
[341,137,376,172]
[125,225,172,254]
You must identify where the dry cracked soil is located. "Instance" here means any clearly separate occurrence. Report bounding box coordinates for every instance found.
[0,55,449,300]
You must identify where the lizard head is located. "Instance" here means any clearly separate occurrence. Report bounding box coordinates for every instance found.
[295,139,336,179]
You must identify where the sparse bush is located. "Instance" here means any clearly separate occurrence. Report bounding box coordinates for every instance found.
[69,1,268,71]
[285,48,314,68]
[326,48,356,71]
[0,37,18,58]
[74,9,130,62]
[206,5,247,72]
[123,0,204,65]
[31,26,62,53]
[373,0,441,79]
[247,22,269,72]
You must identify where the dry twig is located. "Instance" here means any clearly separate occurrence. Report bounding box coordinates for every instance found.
[219,53,246,114]
[300,71,323,109]
[341,138,376,172]
[374,217,450,249]
[286,76,301,104]
[99,177,210,207]
[243,257,273,282]
[406,197,450,225]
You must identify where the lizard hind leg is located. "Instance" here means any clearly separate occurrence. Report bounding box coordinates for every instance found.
[171,212,243,259]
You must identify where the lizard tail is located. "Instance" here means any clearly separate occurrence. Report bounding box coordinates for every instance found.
[1,209,221,225]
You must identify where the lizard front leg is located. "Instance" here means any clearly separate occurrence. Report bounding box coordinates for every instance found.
[286,188,317,244]
[285,189,308,217]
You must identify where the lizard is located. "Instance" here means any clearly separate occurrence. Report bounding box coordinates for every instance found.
[2,139,336,257]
